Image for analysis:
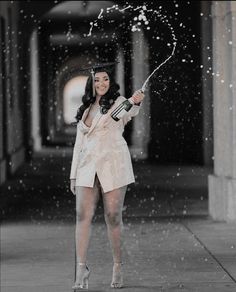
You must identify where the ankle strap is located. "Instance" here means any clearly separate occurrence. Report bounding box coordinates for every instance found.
[76,262,86,266]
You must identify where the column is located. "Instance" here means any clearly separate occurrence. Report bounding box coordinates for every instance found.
[209,1,236,221]
[201,1,213,166]
[30,29,42,151]
[130,29,150,160]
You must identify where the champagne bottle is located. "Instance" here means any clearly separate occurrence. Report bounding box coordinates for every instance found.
[111,98,135,121]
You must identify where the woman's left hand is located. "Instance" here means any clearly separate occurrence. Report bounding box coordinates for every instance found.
[131,90,145,104]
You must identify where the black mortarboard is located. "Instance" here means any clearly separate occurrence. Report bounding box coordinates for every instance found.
[81,61,118,73]
[80,61,119,97]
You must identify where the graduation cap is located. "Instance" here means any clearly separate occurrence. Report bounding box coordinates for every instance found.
[81,61,119,97]
[81,61,118,73]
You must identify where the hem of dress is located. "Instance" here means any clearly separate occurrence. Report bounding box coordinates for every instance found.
[103,181,135,193]
[74,180,135,193]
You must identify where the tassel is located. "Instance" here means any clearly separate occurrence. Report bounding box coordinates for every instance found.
[91,68,96,97]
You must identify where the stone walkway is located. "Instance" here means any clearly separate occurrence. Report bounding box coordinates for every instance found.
[1,218,236,292]
[1,155,236,291]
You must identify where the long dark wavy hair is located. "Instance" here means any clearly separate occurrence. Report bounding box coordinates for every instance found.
[73,70,120,123]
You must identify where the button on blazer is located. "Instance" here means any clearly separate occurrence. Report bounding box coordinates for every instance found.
[70,96,141,193]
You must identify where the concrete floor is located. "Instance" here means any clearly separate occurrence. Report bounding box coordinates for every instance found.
[1,218,236,292]
[1,154,236,291]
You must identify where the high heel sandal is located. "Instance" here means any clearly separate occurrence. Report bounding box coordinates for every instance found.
[72,263,90,290]
[111,262,123,289]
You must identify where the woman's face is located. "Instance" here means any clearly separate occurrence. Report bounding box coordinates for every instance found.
[94,71,110,96]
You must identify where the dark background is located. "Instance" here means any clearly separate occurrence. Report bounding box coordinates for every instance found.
[32,1,202,164]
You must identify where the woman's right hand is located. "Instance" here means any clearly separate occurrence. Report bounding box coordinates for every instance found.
[70,179,76,195]
[130,89,145,104]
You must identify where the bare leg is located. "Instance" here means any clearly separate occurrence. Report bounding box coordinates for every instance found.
[102,185,127,263]
[73,176,100,289]
[75,178,100,264]
[102,185,127,288]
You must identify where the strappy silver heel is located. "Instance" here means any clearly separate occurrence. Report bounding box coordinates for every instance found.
[72,263,90,290]
[111,262,123,289]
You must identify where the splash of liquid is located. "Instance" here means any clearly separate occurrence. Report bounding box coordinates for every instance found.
[87,4,177,93]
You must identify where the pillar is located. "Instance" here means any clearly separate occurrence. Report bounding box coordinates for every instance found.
[209,1,236,221]
[130,29,150,160]
[201,1,213,166]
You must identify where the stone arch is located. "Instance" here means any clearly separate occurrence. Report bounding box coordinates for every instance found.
[29,1,139,150]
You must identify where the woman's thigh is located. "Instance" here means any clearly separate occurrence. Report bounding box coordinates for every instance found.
[101,185,127,215]
[75,176,101,216]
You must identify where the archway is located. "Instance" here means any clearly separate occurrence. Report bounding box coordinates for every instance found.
[29,1,150,155]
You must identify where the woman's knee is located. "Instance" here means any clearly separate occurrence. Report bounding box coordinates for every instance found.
[76,209,94,223]
[104,211,122,227]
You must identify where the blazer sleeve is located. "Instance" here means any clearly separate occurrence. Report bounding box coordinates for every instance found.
[70,122,83,179]
[121,97,142,126]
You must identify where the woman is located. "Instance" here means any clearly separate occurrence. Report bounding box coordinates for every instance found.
[70,63,144,290]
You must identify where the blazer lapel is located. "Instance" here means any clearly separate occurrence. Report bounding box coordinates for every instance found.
[87,110,103,136]
[87,99,122,134]
[81,105,91,122]
[81,104,103,136]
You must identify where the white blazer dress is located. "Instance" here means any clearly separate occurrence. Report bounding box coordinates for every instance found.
[69,96,141,193]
